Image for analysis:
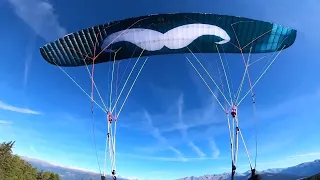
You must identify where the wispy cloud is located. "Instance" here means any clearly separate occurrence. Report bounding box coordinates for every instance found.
[160,97,225,137]
[24,55,31,87]
[7,0,66,87]
[8,0,67,42]
[0,100,41,115]
[209,138,220,159]
[288,152,320,159]
[188,141,206,157]
[0,120,12,124]
[118,152,220,162]
[143,110,186,161]
[130,91,225,159]
[23,36,37,87]
[29,145,38,154]
[176,94,206,158]
[176,94,188,139]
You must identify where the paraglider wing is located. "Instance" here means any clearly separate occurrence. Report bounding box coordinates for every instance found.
[39,13,297,67]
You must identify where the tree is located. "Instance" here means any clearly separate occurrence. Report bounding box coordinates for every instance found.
[0,141,60,180]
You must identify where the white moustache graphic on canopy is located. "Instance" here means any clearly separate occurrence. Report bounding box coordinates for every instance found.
[102,23,231,52]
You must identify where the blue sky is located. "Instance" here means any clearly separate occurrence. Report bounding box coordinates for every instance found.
[1,0,320,179]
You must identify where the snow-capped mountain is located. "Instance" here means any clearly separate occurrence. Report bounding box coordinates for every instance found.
[177,159,320,180]
[279,160,320,177]
[21,156,135,180]
[22,156,320,180]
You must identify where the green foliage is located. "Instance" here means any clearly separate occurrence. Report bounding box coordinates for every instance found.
[0,141,61,180]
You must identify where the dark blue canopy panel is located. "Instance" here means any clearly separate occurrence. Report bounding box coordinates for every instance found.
[40,13,297,67]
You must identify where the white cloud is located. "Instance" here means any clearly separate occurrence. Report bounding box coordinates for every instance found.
[24,55,31,87]
[288,152,320,159]
[8,0,67,42]
[0,120,12,124]
[176,94,206,158]
[160,97,224,136]
[176,94,188,139]
[188,141,206,157]
[0,100,41,115]
[23,36,37,87]
[7,0,66,86]
[209,139,220,159]
[143,110,185,160]
[29,145,38,154]
[118,152,221,162]
[127,91,226,159]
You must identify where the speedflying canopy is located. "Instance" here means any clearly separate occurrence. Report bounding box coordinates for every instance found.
[40,13,297,67]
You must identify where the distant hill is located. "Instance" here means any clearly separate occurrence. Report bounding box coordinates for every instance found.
[22,156,320,180]
[21,156,135,180]
[301,173,320,180]
[177,159,320,180]
[176,172,304,180]
[280,160,320,177]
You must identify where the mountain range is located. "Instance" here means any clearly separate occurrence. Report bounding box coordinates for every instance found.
[177,160,320,180]
[21,156,320,180]
[21,156,137,180]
